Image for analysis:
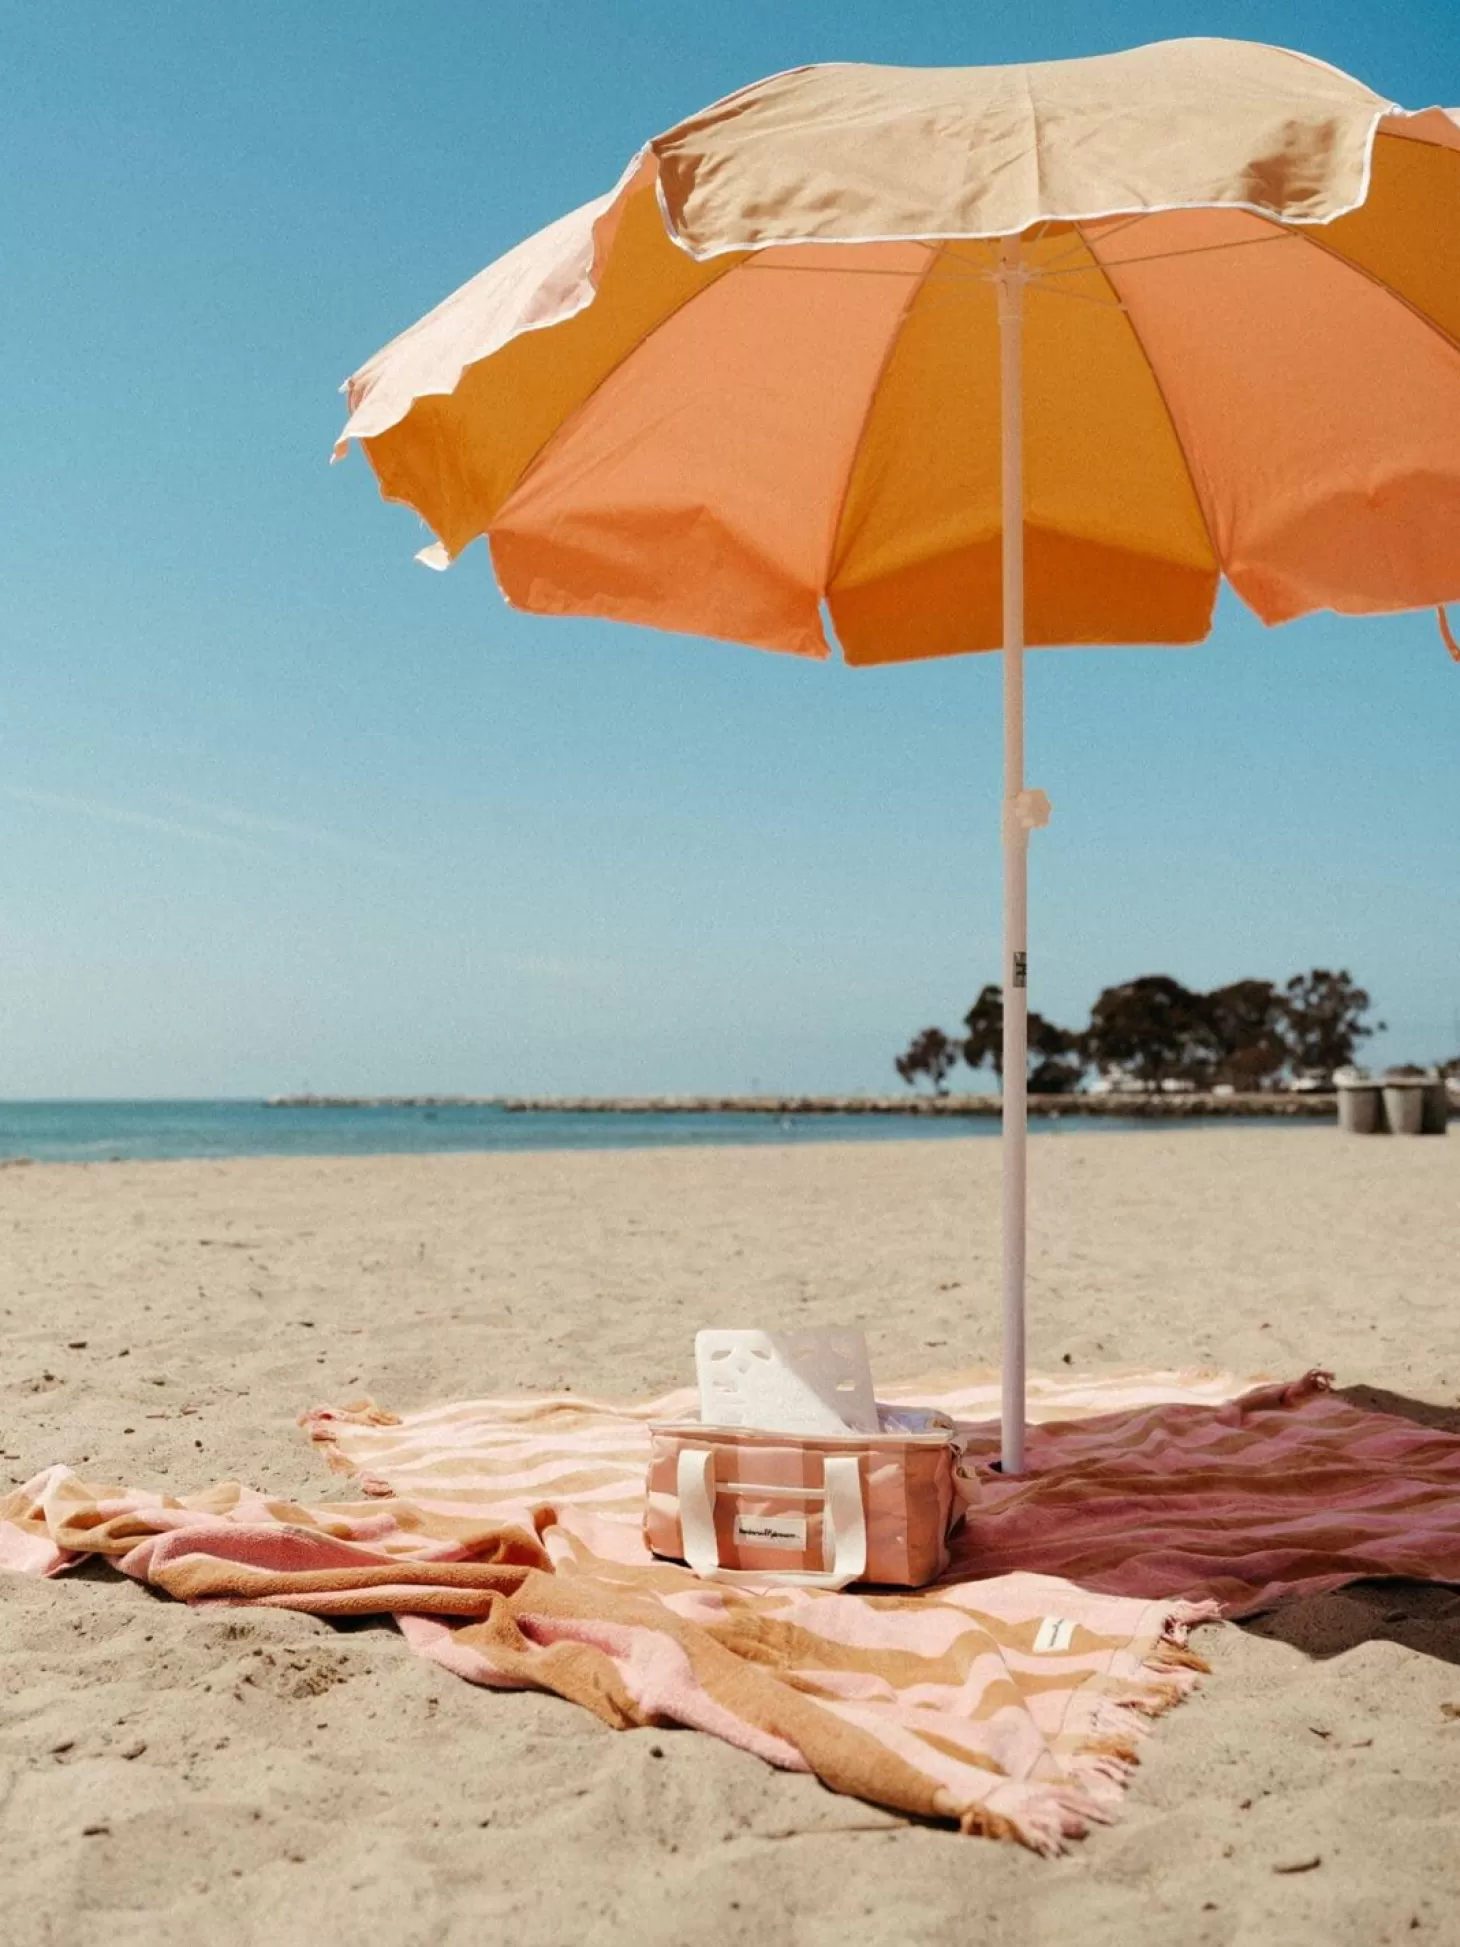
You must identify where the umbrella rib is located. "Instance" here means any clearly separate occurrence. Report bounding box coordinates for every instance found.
[821,244,946,625]
[1031,215,1148,274]
[746,256,1010,293]
[1072,220,1225,592]
[1027,282,1127,311]
[1039,227,1299,278]
[482,249,749,533]
[1029,237,1101,274]
[743,252,946,279]
[1294,228,1460,361]
[1075,212,1153,247]
[740,229,1298,284]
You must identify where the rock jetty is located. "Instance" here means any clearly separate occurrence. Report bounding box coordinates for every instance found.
[266,1092,1336,1119]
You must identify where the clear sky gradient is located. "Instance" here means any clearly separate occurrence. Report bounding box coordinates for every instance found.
[4,1,1458,1099]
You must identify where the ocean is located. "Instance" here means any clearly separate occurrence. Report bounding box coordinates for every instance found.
[0,1100,1288,1166]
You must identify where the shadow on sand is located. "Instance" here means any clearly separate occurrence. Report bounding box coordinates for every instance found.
[1333,1384,1460,1437]
[1240,1580,1460,1667]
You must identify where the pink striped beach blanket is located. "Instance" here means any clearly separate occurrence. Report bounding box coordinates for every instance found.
[4,1367,1459,1851]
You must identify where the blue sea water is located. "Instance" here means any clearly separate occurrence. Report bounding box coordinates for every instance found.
[0,1100,1293,1166]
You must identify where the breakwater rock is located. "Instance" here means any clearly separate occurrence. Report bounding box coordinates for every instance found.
[265,1092,1338,1120]
[494,1093,1336,1118]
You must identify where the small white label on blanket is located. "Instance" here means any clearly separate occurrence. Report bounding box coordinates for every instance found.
[733,1513,807,1551]
[1034,1616,1077,1653]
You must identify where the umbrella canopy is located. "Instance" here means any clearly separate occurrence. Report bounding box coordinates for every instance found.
[337,37,1460,1474]
[339,38,1460,660]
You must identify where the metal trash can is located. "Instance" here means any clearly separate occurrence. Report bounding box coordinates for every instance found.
[1422,1074,1450,1135]
[1382,1072,1428,1136]
[1335,1067,1382,1134]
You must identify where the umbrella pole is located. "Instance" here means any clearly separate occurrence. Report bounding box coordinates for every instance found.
[996,235,1028,1476]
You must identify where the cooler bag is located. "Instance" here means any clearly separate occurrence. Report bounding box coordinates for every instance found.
[645,1420,971,1589]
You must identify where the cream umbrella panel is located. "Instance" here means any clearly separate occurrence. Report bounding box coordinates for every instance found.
[337,38,1460,1473]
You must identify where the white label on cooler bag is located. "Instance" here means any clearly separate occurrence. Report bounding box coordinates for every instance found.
[732,1512,807,1551]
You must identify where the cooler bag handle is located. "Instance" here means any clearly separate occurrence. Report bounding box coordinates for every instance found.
[675,1447,867,1589]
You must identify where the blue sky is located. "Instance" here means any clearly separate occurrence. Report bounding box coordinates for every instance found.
[3,1,1458,1099]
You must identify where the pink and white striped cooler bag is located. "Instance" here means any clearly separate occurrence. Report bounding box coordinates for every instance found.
[645,1421,972,1589]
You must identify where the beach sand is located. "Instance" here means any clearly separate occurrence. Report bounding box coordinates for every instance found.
[3,1127,1458,1945]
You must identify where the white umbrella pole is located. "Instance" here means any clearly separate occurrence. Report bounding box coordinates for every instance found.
[996,234,1028,1476]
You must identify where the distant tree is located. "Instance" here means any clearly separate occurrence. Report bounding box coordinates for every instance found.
[960,982,1086,1091]
[1028,1015,1086,1094]
[961,985,1004,1076]
[895,1027,960,1095]
[900,967,1387,1099]
[1280,969,1384,1080]
[1199,979,1288,1090]
[1083,975,1210,1087]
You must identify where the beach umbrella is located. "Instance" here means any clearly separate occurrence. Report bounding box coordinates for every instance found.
[336,38,1460,1473]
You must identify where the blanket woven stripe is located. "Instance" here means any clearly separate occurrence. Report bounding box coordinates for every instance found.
[6,1368,1460,1851]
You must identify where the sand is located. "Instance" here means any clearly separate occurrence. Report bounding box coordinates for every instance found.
[2,1126,1459,1946]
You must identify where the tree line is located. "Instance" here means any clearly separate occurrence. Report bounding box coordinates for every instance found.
[895,969,1387,1094]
